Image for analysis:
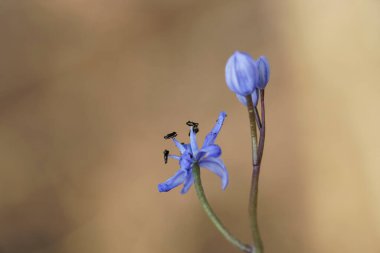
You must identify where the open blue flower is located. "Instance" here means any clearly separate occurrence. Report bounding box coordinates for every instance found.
[158,112,229,194]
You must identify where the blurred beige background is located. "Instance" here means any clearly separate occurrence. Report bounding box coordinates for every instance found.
[1,0,380,252]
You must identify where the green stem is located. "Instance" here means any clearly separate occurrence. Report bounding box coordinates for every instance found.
[246,95,264,253]
[192,164,252,253]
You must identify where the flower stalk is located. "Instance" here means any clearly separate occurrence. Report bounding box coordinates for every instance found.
[246,93,264,253]
[192,163,252,253]
[258,90,266,163]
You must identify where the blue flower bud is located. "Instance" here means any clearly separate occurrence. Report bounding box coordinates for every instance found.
[257,56,270,89]
[225,51,259,96]
[236,89,259,107]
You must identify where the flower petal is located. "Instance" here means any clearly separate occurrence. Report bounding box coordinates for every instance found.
[197,144,222,160]
[180,173,194,194]
[168,155,180,160]
[202,112,227,147]
[198,158,229,190]
[172,138,186,154]
[211,112,227,134]
[180,154,192,170]
[189,127,198,155]
[183,143,192,153]
[202,133,216,149]
[158,169,187,192]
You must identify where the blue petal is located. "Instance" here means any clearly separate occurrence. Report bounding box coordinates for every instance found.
[225,51,259,96]
[202,133,217,149]
[189,127,198,155]
[198,157,229,190]
[202,112,227,147]
[236,89,259,107]
[180,173,194,194]
[168,155,180,160]
[211,112,227,134]
[257,56,270,89]
[183,143,192,153]
[172,138,186,154]
[158,169,187,192]
[180,153,193,170]
[197,144,222,160]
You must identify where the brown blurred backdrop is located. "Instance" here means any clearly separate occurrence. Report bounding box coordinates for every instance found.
[1,0,380,253]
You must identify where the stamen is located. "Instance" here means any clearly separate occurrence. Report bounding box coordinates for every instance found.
[163,150,169,164]
[186,121,200,136]
[186,121,199,127]
[164,132,177,140]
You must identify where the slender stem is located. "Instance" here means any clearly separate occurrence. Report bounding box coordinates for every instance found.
[246,95,264,253]
[246,96,259,165]
[258,89,266,163]
[192,164,252,253]
[254,106,262,130]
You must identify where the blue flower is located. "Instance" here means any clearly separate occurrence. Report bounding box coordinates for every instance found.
[257,56,270,89]
[225,51,259,96]
[158,112,229,194]
[225,52,270,106]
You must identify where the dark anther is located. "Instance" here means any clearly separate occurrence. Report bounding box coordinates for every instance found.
[164,132,177,140]
[186,121,199,127]
[186,121,199,136]
[163,150,169,164]
[188,126,199,136]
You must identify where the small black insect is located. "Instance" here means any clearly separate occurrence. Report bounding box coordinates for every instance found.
[163,149,169,164]
[164,132,177,140]
[186,121,199,135]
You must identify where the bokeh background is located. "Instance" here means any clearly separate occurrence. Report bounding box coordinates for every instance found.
[1,0,380,252]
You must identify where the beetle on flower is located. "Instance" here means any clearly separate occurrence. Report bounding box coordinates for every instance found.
[158,112,229,194]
